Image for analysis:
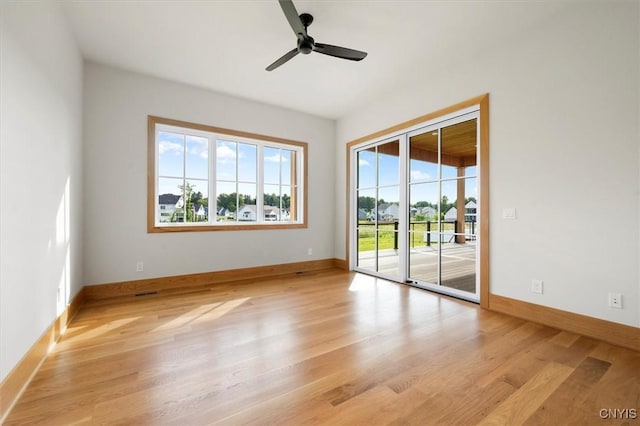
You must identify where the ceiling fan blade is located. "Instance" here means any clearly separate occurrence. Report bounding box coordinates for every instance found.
[313,43,368,61]
[266,48,300,71]
[278,0,306,37]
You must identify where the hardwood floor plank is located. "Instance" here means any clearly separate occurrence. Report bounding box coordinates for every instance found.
[523,356,611,425]
[4,269,639,425]
[478,362,573,425]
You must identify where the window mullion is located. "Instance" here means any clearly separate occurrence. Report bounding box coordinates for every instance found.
[278,148,283,219]
[257,144,263,223]
[235,141,240,222]
[209,135,215,225]
[155,127,160,226]
[182,134,187,224]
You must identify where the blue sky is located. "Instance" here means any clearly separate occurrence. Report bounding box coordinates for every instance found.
[158,131,293,201]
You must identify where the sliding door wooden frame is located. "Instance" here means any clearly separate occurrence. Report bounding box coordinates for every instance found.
[346,93,490,308]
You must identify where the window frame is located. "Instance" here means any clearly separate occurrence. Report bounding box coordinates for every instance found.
[148,115,307,232]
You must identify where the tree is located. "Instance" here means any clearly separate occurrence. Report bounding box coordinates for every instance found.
[440,195,450,213]
[358,196,375,211]
[413,201,434,208]
[217,192,238,212]
[171,182,196,222]
[240,194,253,206]
[190,191,203,206]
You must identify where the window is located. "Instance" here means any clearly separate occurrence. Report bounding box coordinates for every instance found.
[148,116,307,232]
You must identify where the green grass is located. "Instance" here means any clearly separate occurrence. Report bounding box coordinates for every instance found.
[357,221,460,252]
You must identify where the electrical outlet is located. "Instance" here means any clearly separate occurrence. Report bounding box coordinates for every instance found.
[307,248,313,256]
[608,293,622,309]
[136,261,144,272]
[531,279,543,294]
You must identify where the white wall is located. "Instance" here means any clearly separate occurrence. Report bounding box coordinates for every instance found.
[0,2,84,382]
[336,2,640,327]
[83,63,335,285]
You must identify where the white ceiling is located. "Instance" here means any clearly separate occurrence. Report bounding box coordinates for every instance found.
[61,1,570,120]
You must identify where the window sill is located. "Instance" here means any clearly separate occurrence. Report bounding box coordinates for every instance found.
[148,222,308,233]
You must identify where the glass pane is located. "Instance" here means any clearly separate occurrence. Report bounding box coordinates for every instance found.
[378,140,399,187]
[357,148,376,189]
[440,235,476,294]
[158,177,183,223]
[216,140,236,181]
[184,180,208,223]
[158,131,184,177]
[264,146,280,185]
[185,135,208,179]
[409,182,438,222]
[377,230,399,278]
[357,189,376,224]
[264,184,280,207]
[216,181,237,222]
[238,143,257,183]
[410,130,438,182]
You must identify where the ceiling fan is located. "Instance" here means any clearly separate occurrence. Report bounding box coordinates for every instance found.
[266,0,368,71]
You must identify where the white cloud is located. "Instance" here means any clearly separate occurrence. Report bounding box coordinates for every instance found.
[187,138,208,159]
[159,141,182,155]
[359,159,370,167]
[411,170,431,181]
[264,153,287,163]
[217,144,236,160]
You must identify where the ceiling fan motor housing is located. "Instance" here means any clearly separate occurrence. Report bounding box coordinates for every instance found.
[298,36,314,54]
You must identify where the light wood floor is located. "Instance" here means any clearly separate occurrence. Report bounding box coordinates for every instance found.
[6,269,640,425]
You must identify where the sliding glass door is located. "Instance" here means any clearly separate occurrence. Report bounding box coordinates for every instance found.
[352,109,481,303]
[407,115,479,301]
[355,138,402,281]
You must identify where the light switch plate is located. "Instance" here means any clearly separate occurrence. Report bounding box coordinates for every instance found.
[502,208,517,219]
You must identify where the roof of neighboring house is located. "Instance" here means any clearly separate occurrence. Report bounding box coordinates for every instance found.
[239,204,280,214]
[378,203,399,211]
[159,193,181,204]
